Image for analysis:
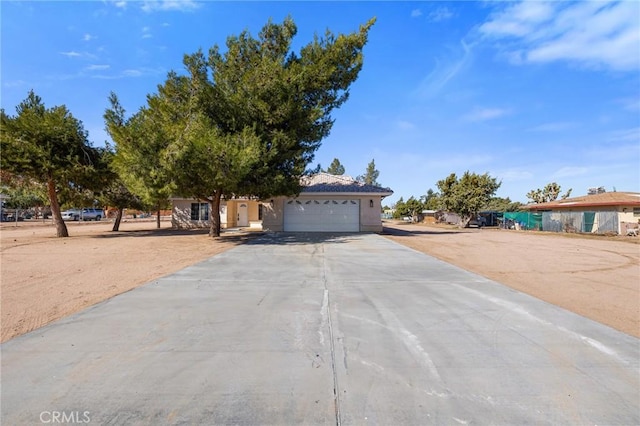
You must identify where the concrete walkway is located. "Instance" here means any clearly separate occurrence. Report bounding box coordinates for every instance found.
[2,233,638,425]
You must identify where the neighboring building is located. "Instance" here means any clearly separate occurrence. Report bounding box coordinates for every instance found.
[262,173,393,233]
[524,191,640,234]
[171,173,393,233]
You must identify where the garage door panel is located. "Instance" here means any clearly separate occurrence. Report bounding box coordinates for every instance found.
[284,199,359,232]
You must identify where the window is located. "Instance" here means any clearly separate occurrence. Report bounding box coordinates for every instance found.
[190,203,209,221]
[258,204,263,220]
[633,207,640,217]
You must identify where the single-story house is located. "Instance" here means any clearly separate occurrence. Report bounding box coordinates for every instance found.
[524,191,640,235]
[262,173,393,233]
[171,173,393,233]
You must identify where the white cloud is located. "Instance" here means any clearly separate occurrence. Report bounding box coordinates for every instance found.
[3,80,27,88]
[427,7,454,23]
[616,97,640,112]
[59,51,98,60]
[142,26,152,39]
[83,33,96,42]
[606,127,640,143]
[527,121,578,132]
[499,169,534,181]
[84,64,110,71]
[553,166,588,178]
[141,0,200,13]
[463,107,511,122]
[60,51,82,58]
[396,120,415,131]
[480,1,640,71]
[122,69,143,77]
[411,9,422,18]
[416,39,472,98]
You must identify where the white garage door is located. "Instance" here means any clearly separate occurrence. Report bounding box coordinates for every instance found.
[284,199,360,232]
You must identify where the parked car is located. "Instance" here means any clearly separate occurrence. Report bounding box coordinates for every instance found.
[61,209,81,221]
[80,208,104,221]
[61,208,105,221]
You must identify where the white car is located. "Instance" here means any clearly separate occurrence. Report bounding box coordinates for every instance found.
[61,208,104,221]
[61,209,81,221]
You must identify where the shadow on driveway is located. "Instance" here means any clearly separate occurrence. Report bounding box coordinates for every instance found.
[248,232,360,245]
[382,225,468,237]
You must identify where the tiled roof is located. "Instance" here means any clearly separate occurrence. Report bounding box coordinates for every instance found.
[525,191,640,210]
[300,173,393,195]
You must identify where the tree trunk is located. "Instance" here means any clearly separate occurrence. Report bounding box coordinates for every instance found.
[459,214,472,228]
[47,177,68,237]
[156,203,161,229]
[112,207,124,231]
[209,191,222,238]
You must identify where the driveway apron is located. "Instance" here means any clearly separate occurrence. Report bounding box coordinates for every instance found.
[2,233,638,425]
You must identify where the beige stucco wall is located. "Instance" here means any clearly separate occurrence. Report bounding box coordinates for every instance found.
[261,195,385,233]
[172,199,260,229]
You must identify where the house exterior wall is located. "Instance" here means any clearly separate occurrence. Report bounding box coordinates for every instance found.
[532,205,638,234]
[261,198,285,232]
[171,199,260,229]
[261,195,385,232]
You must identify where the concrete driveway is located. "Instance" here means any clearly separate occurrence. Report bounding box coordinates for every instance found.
[2,233,638,425]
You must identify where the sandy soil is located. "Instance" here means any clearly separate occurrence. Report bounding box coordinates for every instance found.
[1,220,256,343]
[383,221,639,338]
[1,220,638,343]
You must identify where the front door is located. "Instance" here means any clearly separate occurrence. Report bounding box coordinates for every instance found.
[238,203,248,227]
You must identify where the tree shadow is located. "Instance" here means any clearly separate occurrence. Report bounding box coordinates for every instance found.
[92,227,265,245]
[381,225,470,237]
[247,232,360,246]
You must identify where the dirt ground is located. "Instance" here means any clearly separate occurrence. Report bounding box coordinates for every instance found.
[0,220,255,343]
[1,220,638,343]
[383,221,639,338]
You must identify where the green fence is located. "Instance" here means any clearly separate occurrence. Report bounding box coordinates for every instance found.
[500,212,543,230]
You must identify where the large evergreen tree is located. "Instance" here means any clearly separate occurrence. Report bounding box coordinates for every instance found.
[104,94,175,229]
[1,91,101,237]
[107,17,375,237]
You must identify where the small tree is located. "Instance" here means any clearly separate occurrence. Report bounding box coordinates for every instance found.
[421,188,440,210]
[526,182,572,204]
[437,171,501,228]
[1,91,101,237]
[357,158,380,186]
[326,158,346,175]
[404,196,424,223]
[484,196,523,212]
[392,197,404,219]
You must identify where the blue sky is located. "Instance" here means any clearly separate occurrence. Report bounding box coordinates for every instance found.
[2,1,639,204]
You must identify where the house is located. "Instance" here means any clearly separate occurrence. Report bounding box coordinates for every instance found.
[524,191,640,235]
[172,173,393,233]
[262,173,393,233]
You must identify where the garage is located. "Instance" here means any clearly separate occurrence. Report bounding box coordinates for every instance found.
[284,199,360,232]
